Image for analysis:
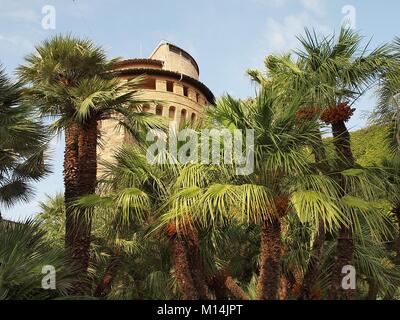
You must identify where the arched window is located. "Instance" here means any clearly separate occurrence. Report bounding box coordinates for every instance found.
[156,105,163,116]
[169,106,176,119]
[142,104,150,113]
[180,109,187,124]
[191,113,196,123]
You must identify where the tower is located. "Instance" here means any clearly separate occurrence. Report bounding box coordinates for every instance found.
[97,42,215,166]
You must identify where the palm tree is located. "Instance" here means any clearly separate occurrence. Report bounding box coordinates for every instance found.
[72,144,167,298]
[161,86,349,300]
[249,56,332,300]
[84,130,217,299]
[35,191,142,299]
[374,38,400,154]
[0,219,76,299]
[372,38,400,298]
[36,193,65,247]
[0,66,49,216]
[250,28,392,299]
[381,157,400,295]
[209,88,341,300]
[17,35,164,290]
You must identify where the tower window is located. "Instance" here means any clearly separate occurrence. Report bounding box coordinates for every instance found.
[169,106,176,119]
[183,86,189,97]
[182,51,192,61]
[156,105,163,116]
[141,78,156,90]
[191,113,196,123]
[169,46,181,54]
[142,104,150,113]
[196,93,200,103]
[180,109,187,124]
[166,81,174,92]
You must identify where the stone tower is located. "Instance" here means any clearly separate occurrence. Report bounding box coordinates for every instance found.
[97,41,215,166]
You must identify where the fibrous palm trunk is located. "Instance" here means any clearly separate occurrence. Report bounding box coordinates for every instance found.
[367,280,378,300]
[256,218,282,300]
[225,276,249,300]
[298,220,326,300]
[291,267,304,297]
[278,275,289,300]
[186,228,209,299]
[208,270,229,300]
[328,120,356,300]
[170,235,199,300]
[94,248,120,298]
[64,118,97,292]
[209,269,249,300]
[298,132,328,300]
[64,122,81,262]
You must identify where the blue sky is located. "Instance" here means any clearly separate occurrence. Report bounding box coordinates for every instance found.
[1,0,400,220]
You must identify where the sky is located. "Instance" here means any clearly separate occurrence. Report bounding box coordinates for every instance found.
[1,0,400,220]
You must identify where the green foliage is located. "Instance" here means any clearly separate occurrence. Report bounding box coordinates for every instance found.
[0,67,50,211]
[36,194,65,248]
[18,34,166,142]
[349,125,391,166]
[0,220,76,299]
[3,30,400,301]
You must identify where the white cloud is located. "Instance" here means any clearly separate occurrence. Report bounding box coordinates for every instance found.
[253,0,288,7]
[0,34,33,51]
[0,0,40,23]
[0,9,39,23]
[300,0,326,17]
[253,0,326,13]
[264,12,331,53]
[257,0,330,53]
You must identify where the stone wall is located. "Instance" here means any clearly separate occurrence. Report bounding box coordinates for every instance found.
[97,42,211,178]
[150,43,199,80]
[97,75,209,177]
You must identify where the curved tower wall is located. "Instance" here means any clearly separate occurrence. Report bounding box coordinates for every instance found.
[97,42,213,170]
[150,43,200,80]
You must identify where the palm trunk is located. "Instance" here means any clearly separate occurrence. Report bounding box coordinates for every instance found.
[291,267,304,297]
[75,118,97,268]
[278,227,289,300]
[64,118,97,292]
[209,269,248,300]
[298,220,326,300]
[186,228,209,299]
[208,270,228,300]
[298,131,328,300]
[328,225,355,299]
[278,275,289,300]
[94,248,120,298]
[64,122,82,265]
[367,280,378,300]
[225,276,249,300]
[256,218,282,300]
[170,236,199,300]
[331,120,355,169]
[329,120,356,299]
